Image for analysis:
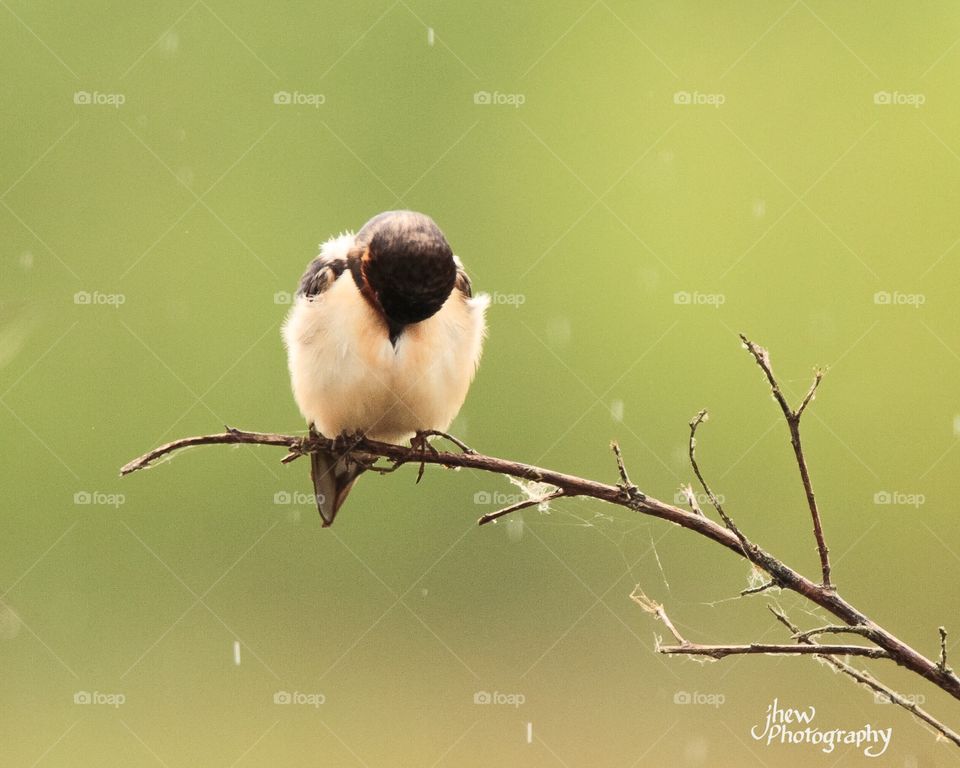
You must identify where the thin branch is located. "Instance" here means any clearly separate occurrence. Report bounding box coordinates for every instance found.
[678,483,703,516]
[630,586,686,645]
[610,441,646,507]
[477,489,565,526]
[611,441,631,486]
[688,409,753,558]
[740,580,777,597]
[793,625,878,643]
[637,594,885,661]
[940,627,951,674]
[121,428,297,475]
[740,335,832,589]
[658,643,889,660]
[796,369,823,419]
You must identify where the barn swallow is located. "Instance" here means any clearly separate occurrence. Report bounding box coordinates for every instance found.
[282,211,489,526]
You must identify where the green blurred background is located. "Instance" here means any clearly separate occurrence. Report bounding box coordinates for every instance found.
[3,2,960,765]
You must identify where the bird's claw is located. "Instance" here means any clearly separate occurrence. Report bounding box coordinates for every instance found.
[410,431,440,484]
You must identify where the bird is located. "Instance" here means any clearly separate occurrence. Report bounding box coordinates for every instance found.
[282,210,489,526]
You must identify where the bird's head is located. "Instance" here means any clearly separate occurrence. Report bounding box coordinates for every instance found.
[351,211,457,339]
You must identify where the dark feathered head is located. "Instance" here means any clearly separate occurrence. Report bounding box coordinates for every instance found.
[351,211,457,341]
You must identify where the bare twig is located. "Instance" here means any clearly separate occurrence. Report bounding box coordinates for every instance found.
[688,409,753,559]
[740,579,777,597]
[635,594,884,661]
[611,441,631,486]
[740,335,832,588]
[610,441,646,506]
[657,643,889,660]
[792,625,878,643]
[678,483,703,516]
[940,627,951,674]
[630,586,685,646]
[477,489,565,526]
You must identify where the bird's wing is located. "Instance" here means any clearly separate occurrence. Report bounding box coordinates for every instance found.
[296,251,349,299]
[453,255,473,297]
[295,236,364,526]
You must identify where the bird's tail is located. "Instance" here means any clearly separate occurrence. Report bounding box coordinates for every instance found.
[310,450,363,527]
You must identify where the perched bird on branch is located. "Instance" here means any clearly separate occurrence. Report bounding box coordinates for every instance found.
[282,211,489,526]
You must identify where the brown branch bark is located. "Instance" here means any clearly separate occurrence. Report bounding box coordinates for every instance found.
[657,643,889,660]
[740,335,832,588]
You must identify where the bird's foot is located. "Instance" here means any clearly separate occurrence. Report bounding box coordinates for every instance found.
[410,430,441,484]
[413,429,475,454]
[410,430,441,455]
[332,430,367,456]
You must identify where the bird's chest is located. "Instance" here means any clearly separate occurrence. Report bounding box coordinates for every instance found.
[295,290,463,438]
